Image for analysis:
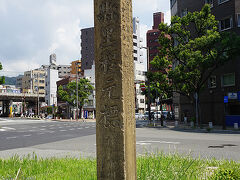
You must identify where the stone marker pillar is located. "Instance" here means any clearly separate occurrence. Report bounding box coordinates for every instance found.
[94,0,136,179]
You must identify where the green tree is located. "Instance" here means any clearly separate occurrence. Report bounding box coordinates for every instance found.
[0,63,5,84]
[150,4,240,126]
[58,78,94,118]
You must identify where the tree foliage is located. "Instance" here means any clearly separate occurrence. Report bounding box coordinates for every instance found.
[149,4,240,124]
[58,78,94,108]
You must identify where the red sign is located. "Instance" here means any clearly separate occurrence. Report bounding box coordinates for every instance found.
[140,84,146,91]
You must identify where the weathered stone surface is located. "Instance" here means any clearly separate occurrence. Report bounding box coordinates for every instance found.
[94,0,136,179]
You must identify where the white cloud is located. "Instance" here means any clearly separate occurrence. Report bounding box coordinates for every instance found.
[0,0,170,77]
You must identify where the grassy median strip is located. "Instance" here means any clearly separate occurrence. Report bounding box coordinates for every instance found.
[0,153,239,179]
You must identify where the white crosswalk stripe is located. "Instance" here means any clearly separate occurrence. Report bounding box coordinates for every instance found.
[0,127,16,132]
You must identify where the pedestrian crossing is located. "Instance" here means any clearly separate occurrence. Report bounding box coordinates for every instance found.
[0,127,16,132]
[0,123,95,133]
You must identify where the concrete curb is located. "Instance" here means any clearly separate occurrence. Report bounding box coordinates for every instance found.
[143,124,240,134]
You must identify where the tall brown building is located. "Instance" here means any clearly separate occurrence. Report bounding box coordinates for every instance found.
[147,12,164,71]
[171,0,240,126]
[81,27,95,70]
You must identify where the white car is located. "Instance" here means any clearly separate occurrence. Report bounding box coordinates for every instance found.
[135,113,143,120]
[154,112,161,119]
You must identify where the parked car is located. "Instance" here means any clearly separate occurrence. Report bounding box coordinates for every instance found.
[135,113,140,120]
[162,111,168,119]
[154,111,161,120]
[135,113,144,120]
[143,111,154,120]
[46,114,53,119]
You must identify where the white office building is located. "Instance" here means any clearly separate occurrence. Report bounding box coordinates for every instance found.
[133,17,146,113]
[45,68,59,106]
[83,63,96,119]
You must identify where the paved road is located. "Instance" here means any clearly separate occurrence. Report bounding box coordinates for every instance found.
[0,118,239,160]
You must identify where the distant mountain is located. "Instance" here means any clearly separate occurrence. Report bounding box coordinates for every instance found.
[4,76,17,85]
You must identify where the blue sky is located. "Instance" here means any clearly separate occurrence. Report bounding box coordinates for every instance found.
[0,0,170,77]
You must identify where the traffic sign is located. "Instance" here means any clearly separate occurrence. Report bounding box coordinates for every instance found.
[224,96,228,103]
[228,92,238,100]
[140,84,146,91]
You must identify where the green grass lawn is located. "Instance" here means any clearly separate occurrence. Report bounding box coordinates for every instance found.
[0,153,239,180]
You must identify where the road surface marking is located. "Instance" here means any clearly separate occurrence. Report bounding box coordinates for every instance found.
[85,127,89,129]
[6,136,17,139]
[69,128,75,131]
[41,126,46,128]
[2,127,16,130]
[0,129,6,132]
[38,133,45,135]
[77,128,83,130]
[58,127,63,128]
[136,142,151,145]
[40,129,46,131]
[24,134,32,137]
[60,130,67,132]
[49,131,55,133]
[138,141,180,145]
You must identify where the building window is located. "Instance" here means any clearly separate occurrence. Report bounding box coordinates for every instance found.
[221,73,235,87]
[205,0,213,7]
[220,17,232,31]
[237,14,240,27]
[134,50,137,54]
[134,57,138,61]
[140,99,144,103]
[218,0,230,5]
[133,42,137,46]
[208,76,216,88]
[133,35,137,39]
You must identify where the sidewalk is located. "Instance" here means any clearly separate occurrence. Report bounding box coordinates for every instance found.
[49,118,96,123]
[144,120,240,134]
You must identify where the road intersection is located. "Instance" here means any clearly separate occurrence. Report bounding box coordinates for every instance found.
[0,118,239,160]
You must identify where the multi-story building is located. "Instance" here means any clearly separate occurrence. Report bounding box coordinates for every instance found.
[22,69,46,95]
[170,0,240,125]
[83,63,96,119]
[133,17,146,113]
[45,68,59,106]
[80,18,147,113]
[57,76,76,119]
[81,28,95,70]
[70,60,83,75]
[147,12,164,71]
[41,54,71,79]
